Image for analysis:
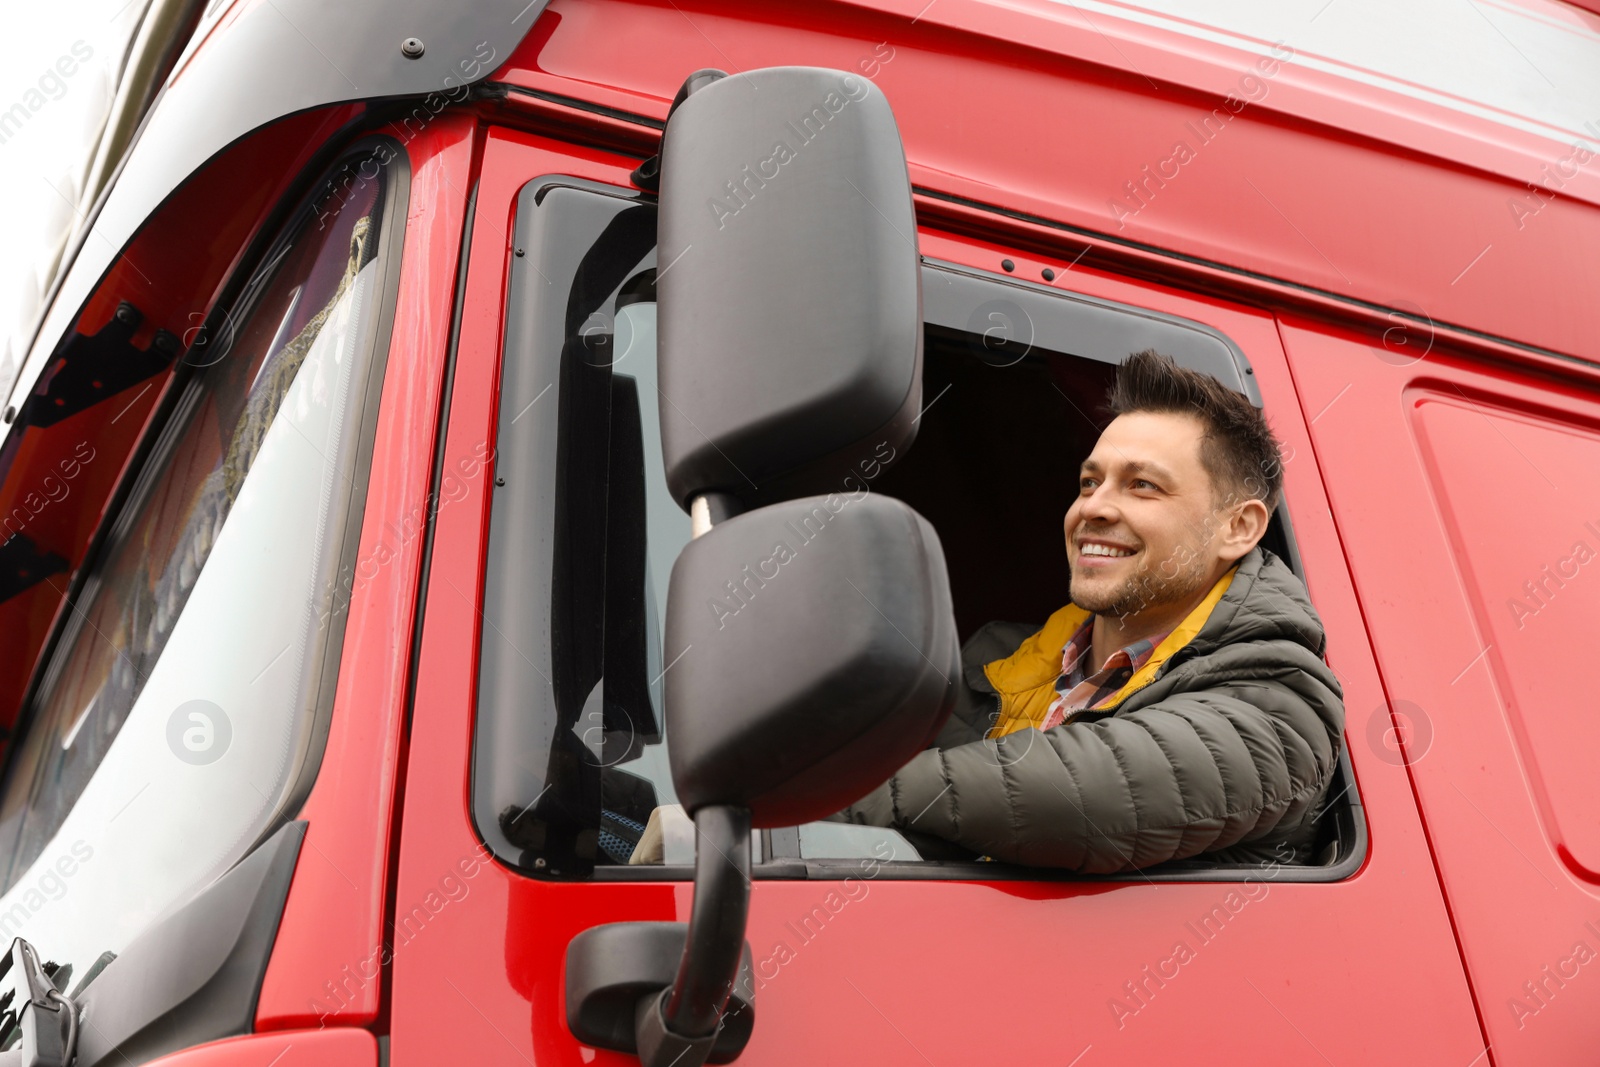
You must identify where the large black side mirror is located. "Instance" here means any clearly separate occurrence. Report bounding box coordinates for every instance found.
[566,64,942,1067]
[655,65,923,510]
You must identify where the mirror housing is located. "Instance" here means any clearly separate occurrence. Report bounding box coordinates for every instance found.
[666,495,958,826]
[656,66,923,508]
[565,64,933,1067]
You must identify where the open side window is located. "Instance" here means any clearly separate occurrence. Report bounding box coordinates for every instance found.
[473,176,1363,885]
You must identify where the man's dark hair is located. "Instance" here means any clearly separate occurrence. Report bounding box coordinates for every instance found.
[1106,349,1284,511]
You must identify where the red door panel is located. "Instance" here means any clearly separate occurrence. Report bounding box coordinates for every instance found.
[389,127,1483,1065]
[1282,315,1600,1066]
[1412,394,1600,881]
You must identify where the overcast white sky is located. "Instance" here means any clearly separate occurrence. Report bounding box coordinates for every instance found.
[0,4,144,392]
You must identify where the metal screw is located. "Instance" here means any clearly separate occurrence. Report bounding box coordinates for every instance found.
[495,476,506,486]
[401,37,425,59]
[515,249,525,257]
[533,857,547,869]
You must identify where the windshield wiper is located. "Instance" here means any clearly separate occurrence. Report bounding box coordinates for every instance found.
[0,939,79,1066]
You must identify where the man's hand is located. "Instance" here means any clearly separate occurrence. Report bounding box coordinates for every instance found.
[627,803,692,864]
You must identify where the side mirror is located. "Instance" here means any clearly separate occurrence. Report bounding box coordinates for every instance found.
[656,65,923,509]
[666,495,957,826]
[568,498,957,1067]
[566,64,944,1067]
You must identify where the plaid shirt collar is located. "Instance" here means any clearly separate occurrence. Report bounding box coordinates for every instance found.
[1041,617,1172,729]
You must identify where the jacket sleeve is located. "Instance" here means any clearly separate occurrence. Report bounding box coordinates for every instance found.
[838,640,1344,873]
[926,620,1038,750]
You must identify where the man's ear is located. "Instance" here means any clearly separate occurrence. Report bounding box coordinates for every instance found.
[1217,498,1271,563]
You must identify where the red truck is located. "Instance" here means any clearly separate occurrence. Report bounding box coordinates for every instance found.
[1,1,1598,1064]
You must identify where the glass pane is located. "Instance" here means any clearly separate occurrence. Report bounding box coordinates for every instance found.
[0,149,396,982]
[475,183,683,878]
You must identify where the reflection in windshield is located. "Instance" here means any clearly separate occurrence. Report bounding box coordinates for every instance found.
[0,154,393,985]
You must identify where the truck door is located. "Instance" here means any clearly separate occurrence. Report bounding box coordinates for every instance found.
[391,106,1485,1064]
[1285,314,1600,1066]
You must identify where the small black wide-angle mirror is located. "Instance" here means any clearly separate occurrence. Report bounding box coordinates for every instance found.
[656,65,923,508]
[665,494,959,826]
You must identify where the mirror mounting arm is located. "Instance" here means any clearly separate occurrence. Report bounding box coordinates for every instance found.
[631,68,729,192]
[689,492,742,538]
[635,805,752,1067]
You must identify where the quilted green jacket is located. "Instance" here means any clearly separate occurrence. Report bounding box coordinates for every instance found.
[839,547,1345,873]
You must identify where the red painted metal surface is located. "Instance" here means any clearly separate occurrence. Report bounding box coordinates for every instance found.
[1283,318,1600,1067]
[1413,397,1600,882]
[253,113,480,1031]
[144,1029,377,1067]
[494,0,1600,365]
[385,125,1485,1065]
[6,2,1591,1060]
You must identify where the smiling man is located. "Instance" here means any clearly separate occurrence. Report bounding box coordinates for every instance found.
[840,350,1345,873]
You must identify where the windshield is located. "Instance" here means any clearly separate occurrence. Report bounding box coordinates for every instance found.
[0,147,399,989]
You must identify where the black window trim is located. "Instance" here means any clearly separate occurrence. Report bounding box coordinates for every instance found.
[921,257,1264,405]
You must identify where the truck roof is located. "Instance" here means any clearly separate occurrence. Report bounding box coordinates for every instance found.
[490,0,1600,367]
[4,0,1596,428]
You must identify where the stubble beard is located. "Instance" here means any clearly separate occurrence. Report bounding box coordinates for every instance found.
[1071,550,1213,620]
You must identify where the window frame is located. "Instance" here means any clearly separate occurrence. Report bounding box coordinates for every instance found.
[475,174,1364,887]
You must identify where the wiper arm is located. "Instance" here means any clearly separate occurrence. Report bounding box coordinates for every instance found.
[0,939,79,1067]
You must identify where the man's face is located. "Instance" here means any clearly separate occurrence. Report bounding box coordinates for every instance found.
[1063,411,1230,618]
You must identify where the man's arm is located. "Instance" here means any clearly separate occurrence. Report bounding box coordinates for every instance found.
[838,641,1343,874]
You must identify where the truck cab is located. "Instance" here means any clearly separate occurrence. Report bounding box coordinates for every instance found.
[1,2,1597,1064]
